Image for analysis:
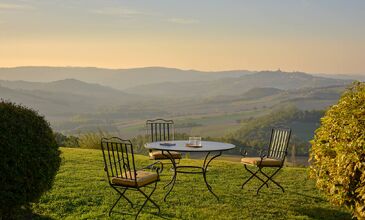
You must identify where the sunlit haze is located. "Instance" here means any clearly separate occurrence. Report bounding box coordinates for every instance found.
[0,0,364,74]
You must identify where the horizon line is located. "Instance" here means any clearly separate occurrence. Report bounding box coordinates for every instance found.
[0,65,364,76]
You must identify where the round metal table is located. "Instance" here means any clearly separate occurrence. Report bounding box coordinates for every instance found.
[145,140,235,201]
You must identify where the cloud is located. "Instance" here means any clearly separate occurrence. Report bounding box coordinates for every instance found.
[90,7,146,18]
[168,18,199,24]
[0,3,34,10]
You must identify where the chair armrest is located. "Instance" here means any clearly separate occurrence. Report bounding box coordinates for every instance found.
[142,161,163,174]
[240,147,248,157]
[259,149,267,159]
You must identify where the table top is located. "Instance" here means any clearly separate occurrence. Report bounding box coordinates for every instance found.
[145,140,235,152]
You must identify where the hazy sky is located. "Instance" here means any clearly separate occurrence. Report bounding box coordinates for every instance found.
[0,0,364,74]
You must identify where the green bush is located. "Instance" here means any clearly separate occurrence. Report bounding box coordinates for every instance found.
[78,130,110,149]
[310,82,365,219]
[0,101,61,218]
[54,132,79,147]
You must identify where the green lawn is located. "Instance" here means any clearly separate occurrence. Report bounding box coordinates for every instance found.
[32,148,351,220]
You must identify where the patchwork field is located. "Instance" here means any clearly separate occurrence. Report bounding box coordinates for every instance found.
[104,109,268,138]
[32,148,350,219]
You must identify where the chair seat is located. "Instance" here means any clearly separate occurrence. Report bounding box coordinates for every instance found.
[241,157,282,167]
[111,170,159,187]
[149,151,182,160]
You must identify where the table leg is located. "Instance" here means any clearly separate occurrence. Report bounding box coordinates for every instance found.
[163,150,177,202]
[163,150,222,202]
[163,152,176,190]
[202,151,222,201]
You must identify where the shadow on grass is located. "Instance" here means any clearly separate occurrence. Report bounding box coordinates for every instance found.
[12,208,54,220]
[236,188,351,220]
[286,190,326,202]
[282,190,351,219]
[31,213,54,220]
[109,210,175,220]
[295,207,351,220]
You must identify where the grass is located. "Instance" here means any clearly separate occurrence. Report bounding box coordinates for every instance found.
[32,148,351,220]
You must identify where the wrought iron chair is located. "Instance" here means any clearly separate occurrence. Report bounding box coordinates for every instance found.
[146,119,182,172]
[240,127,291,195]
[101,137,162,219]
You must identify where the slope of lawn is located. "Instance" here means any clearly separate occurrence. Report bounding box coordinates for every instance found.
[32,148,351,220]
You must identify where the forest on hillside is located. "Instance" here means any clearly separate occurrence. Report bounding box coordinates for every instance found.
[225,107,324,156]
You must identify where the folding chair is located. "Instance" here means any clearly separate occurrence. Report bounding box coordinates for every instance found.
[101,137,162,219]
[240,127,291,195]
[146,119,182,172]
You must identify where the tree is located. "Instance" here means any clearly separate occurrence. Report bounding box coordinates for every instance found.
[310,82,365,219]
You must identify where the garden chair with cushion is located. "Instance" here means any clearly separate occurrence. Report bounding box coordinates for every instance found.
[240,127,291,195]
[146,119,182,172]
[101,137,162,219]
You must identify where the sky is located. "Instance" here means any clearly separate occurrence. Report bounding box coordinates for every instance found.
[0,0,364,74]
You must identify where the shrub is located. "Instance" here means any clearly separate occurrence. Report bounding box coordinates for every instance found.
[78,132,151,154]
[310,82,365,218]
[0,101,61,218]
[54,132,79,147]
[78,130,110,149]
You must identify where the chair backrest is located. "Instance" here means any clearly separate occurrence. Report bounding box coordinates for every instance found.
[146,119,174,142]
[101,137,137,185]
[267,128,291,161]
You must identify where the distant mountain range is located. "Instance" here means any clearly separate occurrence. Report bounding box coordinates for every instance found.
[0,66,359,135]
[126,70,351,98]
[318,73,365,81]
[0,69,353,116]
[0,66,362,91]
[0,66,252,90]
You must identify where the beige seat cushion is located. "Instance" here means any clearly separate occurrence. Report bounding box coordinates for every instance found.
[241,157,282,167]
[149,151,182,160]
[111,170,159,187]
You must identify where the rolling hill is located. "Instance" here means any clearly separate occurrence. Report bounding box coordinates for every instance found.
[0,79,143,117]
[226,107,324,156]
[0,69,351,135]
[125,70,351,98]
[51,84,346,136]
[241,87,283,100]
[0,79,139,100]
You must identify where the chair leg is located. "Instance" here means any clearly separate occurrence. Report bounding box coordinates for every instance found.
[136,181,160,219]
[256,167,283,195]
[109,187,133,216]
[109,194,122,217]
[241,165,269,189]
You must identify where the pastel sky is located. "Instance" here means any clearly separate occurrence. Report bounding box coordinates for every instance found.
[0,0,364,74]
